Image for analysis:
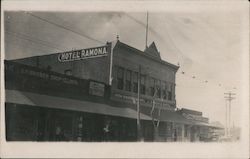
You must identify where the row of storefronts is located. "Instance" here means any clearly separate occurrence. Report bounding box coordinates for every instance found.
[4,40,223,142]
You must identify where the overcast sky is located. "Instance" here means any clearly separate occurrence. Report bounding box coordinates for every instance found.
[3,2,249,127]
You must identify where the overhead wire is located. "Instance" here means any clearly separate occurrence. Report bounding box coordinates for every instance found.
[6,12,238,91]
[5,29,65,52]
[5,30,65,52]
[5,38,51,54]
[5,19,67,50]
[25,12,105,45]
[124,12,237,91]
[176,69,237,90]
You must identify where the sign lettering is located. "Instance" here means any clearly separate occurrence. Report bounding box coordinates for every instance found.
[112,93,175,111]
[58,45,109,62]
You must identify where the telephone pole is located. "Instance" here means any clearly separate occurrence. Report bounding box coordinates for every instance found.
[224,91,236,137]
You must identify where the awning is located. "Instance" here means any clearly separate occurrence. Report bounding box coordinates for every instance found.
[141,108,193,125]
[180,118,224,129]
[158,110,194,125]
[5,90,151,120]
[191,121,210,127]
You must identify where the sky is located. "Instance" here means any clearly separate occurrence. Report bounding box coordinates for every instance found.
[3,3,249,127]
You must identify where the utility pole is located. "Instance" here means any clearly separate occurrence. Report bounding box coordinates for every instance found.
[225,99,228,137]
[224,91,236,137]
[137,65,141,141]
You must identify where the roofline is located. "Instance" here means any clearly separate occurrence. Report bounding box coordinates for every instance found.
[10,41,180,71]
[9,42,112,61]
[114,41,179,71]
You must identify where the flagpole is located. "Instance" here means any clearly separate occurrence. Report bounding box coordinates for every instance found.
[145,11,149,49]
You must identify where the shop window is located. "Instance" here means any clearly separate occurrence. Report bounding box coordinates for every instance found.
[140,75,146,95]
[117,67,124,90]
[162,81,167,99]
[149,77,155,97]
[132,72,138,93]
[167,83,172,100]
[125,70,132,91]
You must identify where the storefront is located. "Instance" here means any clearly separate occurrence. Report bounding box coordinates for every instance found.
[5,89,152,141]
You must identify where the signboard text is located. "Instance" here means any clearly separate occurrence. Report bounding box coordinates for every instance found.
[58,45,109,62]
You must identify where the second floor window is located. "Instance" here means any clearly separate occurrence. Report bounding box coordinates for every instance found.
[149,77,155,97]
[133,72,138,93]
[125,70,132,91]
[156,80,161,98]
[162,82,167,99]
[117,67,124,90]
[167,83,172,100]
[140,75,146,95]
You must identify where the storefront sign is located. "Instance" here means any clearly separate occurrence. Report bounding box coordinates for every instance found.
[58,45,109,62]
[112,93,175,111]
[89,81,105,97]
[18,65,78,85]
[182,113,208,123]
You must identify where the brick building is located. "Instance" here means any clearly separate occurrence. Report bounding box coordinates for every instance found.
[5,40,221,141]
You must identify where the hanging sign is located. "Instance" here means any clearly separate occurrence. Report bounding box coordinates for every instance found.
[58,45,109,62]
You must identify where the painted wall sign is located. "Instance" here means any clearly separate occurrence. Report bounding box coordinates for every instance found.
[58,45,109,62]
[112,93,175,111]
[89,81,105,97]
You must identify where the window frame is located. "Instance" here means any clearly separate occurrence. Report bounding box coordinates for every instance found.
[117,66,124,90]
[125,69,132,91]
[132,72,138,93]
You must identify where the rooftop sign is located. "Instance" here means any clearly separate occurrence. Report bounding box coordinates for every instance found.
[58,45,109,62]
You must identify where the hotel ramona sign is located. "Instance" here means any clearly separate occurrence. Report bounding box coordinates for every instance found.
[58,45,109,62]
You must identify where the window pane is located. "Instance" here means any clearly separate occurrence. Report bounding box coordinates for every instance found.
[149,77,155,96]
[156,80,161,98]
[168,83,172,100]
[162,81,167,99]
[117,67,124,90]
[126,70,131,80]
[133,72,138,82]
[125,70,132,91]
[140,75,146,95]
[133,72,138,93]
[117,67,124,78]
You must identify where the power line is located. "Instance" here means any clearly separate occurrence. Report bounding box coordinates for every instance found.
[5,19,67,50]
[25,12,104,45]
[124,13,232,90]
[177,69,237,90]
[5,29,65,51]
[5,38,51,53]
[5,30,65,52]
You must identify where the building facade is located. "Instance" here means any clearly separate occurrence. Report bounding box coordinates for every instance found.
[5,40,222,142]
